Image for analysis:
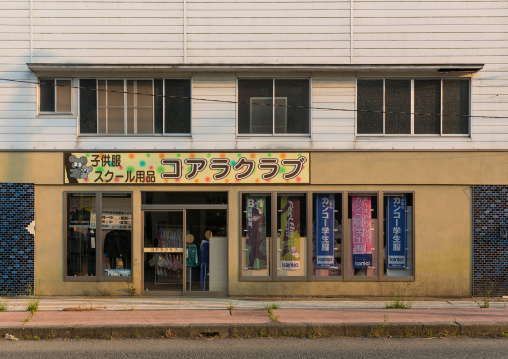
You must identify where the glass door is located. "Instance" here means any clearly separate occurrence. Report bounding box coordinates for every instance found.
[143,211,185,293]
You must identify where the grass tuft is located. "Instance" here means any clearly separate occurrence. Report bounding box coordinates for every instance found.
[385,283,423,309]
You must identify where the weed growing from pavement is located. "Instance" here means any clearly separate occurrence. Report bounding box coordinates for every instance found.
[475,281,494,308]
[26,286,41,314]
[264,303,280,310]
[0,297,7,311]
[385,282,423,309]
[226,301,237,315]
[267,308,280,322]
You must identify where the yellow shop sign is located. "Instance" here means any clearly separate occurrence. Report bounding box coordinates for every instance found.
[64,152,309,185]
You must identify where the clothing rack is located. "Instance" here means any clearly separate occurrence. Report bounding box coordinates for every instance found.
[153,222,184,287]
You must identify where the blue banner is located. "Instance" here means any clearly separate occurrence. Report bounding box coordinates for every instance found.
[315,194,335,269]
[386,195,407,269]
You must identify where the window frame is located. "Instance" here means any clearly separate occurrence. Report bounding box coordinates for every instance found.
[239,190,415,283]
[355,78,471,137]
[96,78,155,135]
[162,77,193,136]
[236,77,312,137]
[38,77,74,115]
[77,78,192,136]
[380,191,415,282]
[63,191,133,282]
[239,191,273,282]
[309,191,345,282]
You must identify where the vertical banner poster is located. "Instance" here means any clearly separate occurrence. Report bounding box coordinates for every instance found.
[386,195,407,269]
[69,196,92,227]
[280,196,301,270]
[352,196,372,269]
[246,196,267,270]
[315,194,335,268]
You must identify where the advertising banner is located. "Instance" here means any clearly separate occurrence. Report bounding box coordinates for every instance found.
[69,196,92,227]
[386,195,407,269]
[64,152,309,185]
[246,196,267,270]
[280,196,301,270]
[352,196,372,269]
[315,193,335,269]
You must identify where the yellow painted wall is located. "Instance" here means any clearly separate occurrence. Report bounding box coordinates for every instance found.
[1,151,491,297]
[0,152,62,184]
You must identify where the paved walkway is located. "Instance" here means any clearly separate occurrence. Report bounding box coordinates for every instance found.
[1,297,508,339]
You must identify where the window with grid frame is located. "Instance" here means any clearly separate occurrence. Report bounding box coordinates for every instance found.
[238,79,310,135]
[39,78,73,114]
[356,79,470,136]
[79,78,191,135]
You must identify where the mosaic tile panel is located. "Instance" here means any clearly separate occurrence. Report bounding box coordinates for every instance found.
[473,185,508,296]
[0,183,34,295]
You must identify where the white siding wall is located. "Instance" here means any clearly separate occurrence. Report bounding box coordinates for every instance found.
[0,0,506,150]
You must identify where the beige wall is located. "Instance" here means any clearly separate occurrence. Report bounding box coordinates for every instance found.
[228,185,471,297]
[1,151,483,296]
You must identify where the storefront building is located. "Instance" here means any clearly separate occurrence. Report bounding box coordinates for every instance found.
[1,1,507,298]
[2,149,508,297]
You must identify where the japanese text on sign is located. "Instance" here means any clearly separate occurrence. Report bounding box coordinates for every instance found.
[65,152,309,184]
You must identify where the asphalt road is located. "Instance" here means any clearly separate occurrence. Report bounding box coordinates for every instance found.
[1,338,508,359]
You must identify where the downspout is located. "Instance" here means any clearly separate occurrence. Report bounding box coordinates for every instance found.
[350,0,354,64]
[30,0,33,62]
[183,0,187,63]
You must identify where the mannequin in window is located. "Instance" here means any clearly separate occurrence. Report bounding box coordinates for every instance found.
[200,230,211,291]
[104,230,122,269]
[67,229,84,275]
[85,229,96,276]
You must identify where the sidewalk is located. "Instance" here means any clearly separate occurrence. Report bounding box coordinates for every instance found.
[1,296,508,339]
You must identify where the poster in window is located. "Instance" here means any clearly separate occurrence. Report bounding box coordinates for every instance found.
[246,196,267,270]
[315,194,335,269]
[386,195,407,269]
[69,197,92,227]
[280,196,301,270]
[352,196,372,269]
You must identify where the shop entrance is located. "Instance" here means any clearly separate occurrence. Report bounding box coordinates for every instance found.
[143,210,185,293]
[141,192,228,296]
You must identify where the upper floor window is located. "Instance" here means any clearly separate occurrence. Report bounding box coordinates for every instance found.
[79,79,191,135]
[238,79,310,135]
[357,79,470,136]
[39,78,72,114]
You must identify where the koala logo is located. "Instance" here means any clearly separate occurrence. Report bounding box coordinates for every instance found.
[69,155,93,179]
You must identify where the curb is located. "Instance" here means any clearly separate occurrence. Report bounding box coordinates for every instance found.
[2,322,508,340]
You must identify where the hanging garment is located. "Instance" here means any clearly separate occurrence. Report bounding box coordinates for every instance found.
[186,243,199,267]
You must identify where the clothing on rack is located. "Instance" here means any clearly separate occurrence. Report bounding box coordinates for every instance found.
[200,239,209,291]
[85,231,96,276]
[67,230,85,275]
[156,222,183,248]
[104,229,132,269]
[186,243,199,267]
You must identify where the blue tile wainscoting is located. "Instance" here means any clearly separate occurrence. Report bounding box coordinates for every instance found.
[0,183,34,295]
[473,185,508,296]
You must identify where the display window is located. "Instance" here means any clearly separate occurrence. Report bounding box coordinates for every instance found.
[66,193,96,277]
[312,193,342,279]
[241,193,271,279]
[65,192,132,281]
[348,194,378,278]
[276,193,307,278]
[383,193,414,278]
